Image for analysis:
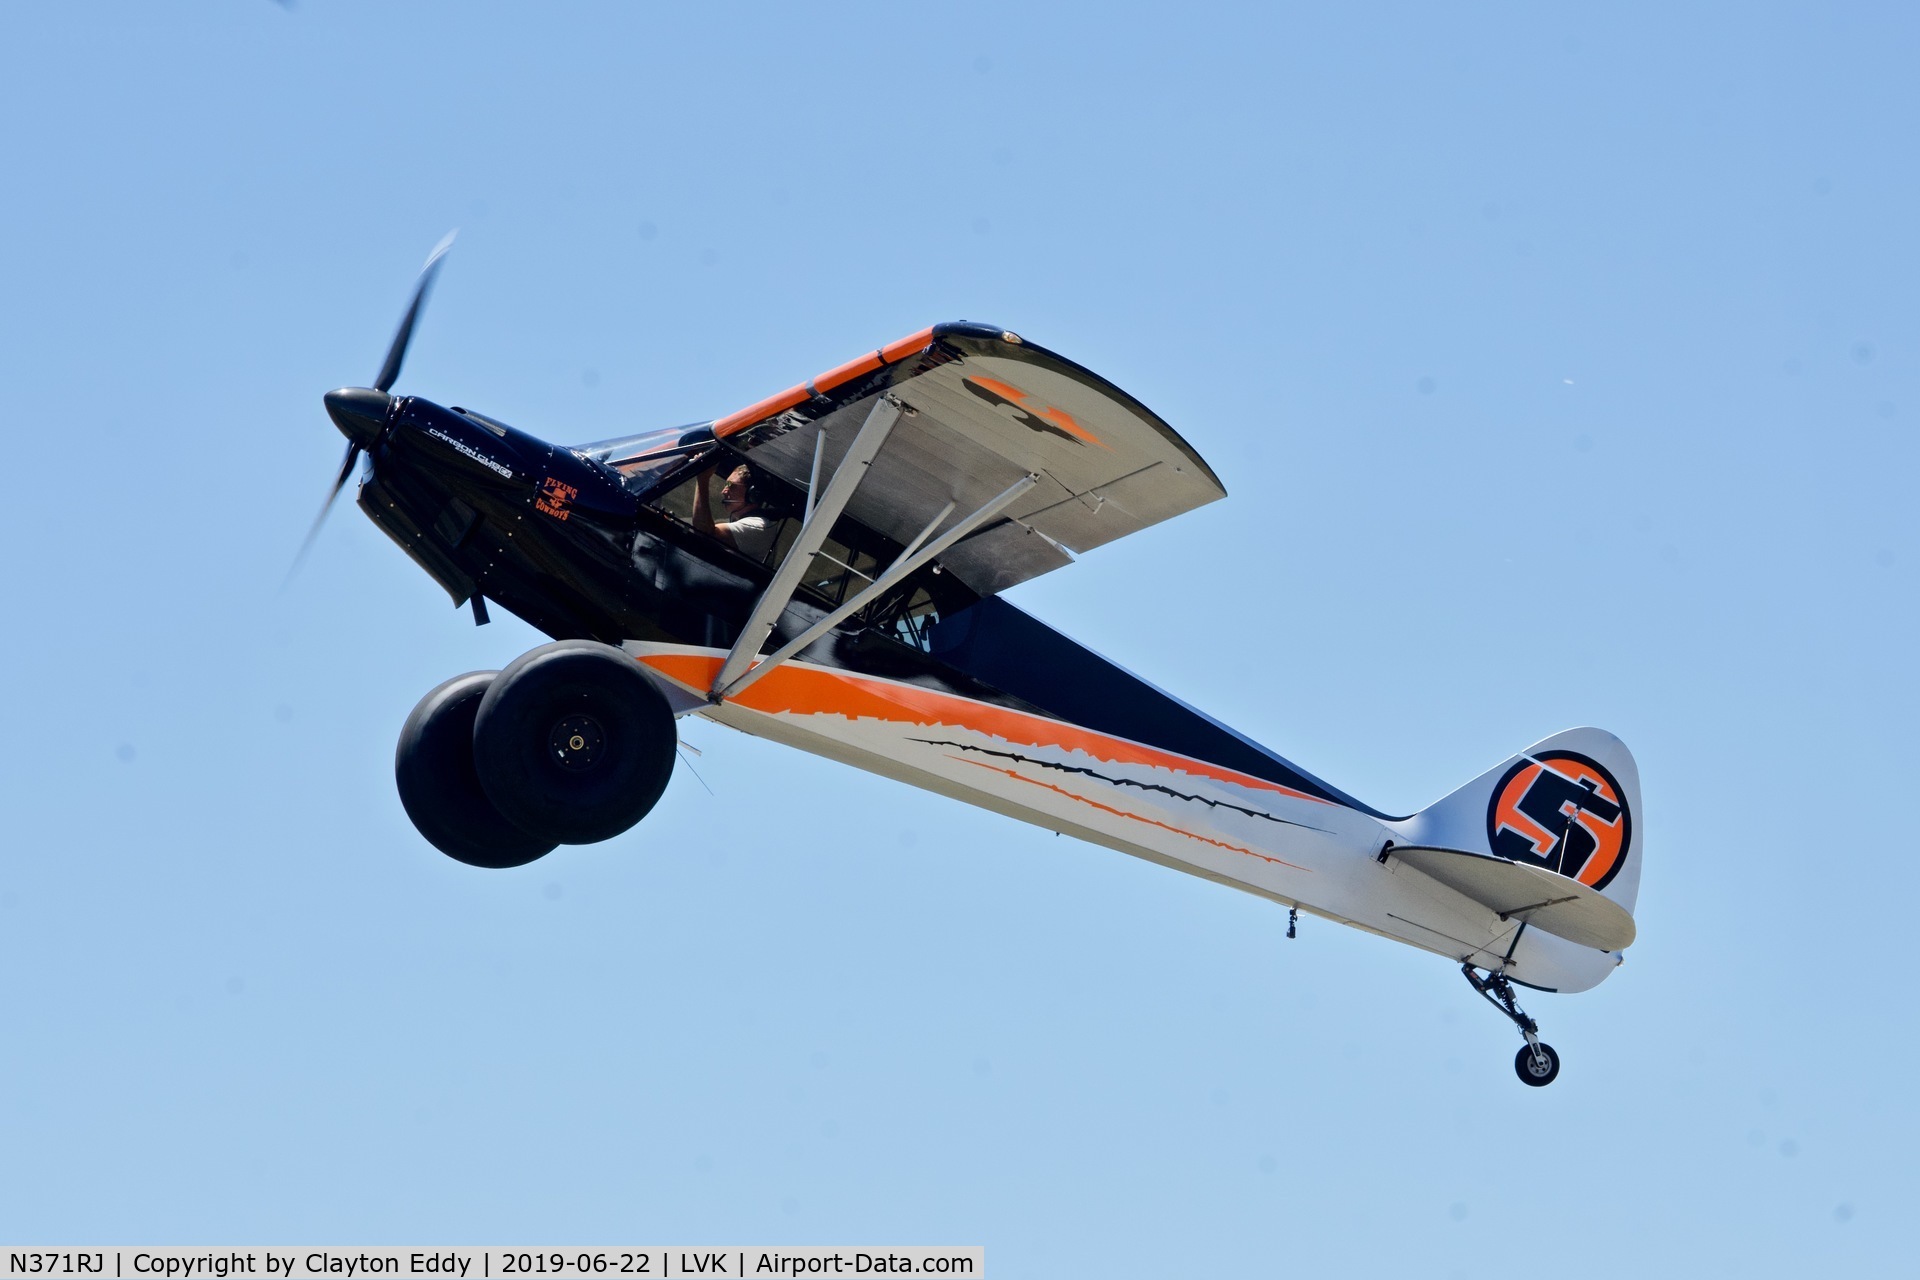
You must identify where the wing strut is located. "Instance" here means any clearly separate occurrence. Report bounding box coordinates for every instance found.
[804,429,828,524]
[713,471,1039,702]
[709,395,904,699]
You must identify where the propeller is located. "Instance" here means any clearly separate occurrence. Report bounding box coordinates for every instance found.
[287,231,457,583]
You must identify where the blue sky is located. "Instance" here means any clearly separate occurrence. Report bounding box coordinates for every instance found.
[2,2,1914,1275]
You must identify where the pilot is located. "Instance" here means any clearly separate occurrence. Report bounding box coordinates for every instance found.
[692,462,778,561]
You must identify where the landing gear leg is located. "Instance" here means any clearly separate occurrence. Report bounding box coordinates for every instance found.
[1461,964,1561,1087]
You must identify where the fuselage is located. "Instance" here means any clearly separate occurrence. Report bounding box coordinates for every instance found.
[355,392,1617,993]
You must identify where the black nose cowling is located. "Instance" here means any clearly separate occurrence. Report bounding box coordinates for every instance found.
[324,387,394,450]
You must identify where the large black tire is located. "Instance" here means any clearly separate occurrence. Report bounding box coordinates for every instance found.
[472,640,677,846]
[1515,1042,1561,1087]
[395,672,558,869]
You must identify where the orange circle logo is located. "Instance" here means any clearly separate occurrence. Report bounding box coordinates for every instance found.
[1485,752,1631,892]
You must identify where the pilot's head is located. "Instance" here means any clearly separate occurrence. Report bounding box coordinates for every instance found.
[719,465,760,516]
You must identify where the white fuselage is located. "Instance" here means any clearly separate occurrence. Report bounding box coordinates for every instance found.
[632,644,1619,993]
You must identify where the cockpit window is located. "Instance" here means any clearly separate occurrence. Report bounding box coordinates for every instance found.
[800,534,881,604]
[867,583,941,649]
[632,445,979,648]
[857,564,978,654]
[643,453,801,569]
[577,423,715,495]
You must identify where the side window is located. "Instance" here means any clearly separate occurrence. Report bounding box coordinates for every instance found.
[643,456,797,565]
[801,534,882,605]
[880,585,941,650]
[643,458,710,525]
[860,567,975,654]
[731,513,797,567]
[640,454,970,631]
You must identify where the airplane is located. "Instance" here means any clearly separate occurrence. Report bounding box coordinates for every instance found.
[304,237,1642,1087]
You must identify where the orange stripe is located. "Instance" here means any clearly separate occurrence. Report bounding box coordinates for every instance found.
[879,326,935,364]
[712,383,809,438]
[638,652,1334,805]
[812,350,884,394]
[957,757,1310,870]
[709,325,935,439]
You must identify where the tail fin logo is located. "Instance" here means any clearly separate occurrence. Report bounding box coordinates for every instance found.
[1485,752,1631,891]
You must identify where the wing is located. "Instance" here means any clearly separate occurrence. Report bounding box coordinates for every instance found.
[711,322,1226,596]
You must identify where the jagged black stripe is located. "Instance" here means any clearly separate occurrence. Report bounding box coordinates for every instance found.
[908,739,1336,834]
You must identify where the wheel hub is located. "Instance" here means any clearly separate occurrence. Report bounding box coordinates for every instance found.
[548,713,606,770]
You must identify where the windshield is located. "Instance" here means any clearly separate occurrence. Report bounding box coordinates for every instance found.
[575,422,715,493]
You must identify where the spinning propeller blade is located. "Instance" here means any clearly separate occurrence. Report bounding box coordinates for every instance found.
[284,442,363,587]
[374,230,456,393]
[285,231,457,584]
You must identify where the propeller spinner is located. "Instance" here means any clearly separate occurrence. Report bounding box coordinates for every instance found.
[288,231,457,581]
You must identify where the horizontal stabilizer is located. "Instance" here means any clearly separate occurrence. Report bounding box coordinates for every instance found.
[1389,845,1637,952]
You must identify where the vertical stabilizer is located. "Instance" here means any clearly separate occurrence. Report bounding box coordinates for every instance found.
[1390,728,1642,917]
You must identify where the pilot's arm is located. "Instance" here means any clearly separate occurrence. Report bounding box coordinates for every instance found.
[690,466,737,550]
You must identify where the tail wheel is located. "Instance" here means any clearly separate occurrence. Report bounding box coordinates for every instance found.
[473,640,677,846]
[1514,1042,1561,1087]
[395,672,558,868]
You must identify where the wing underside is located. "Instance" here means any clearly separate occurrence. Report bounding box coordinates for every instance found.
[711,322,1226,596]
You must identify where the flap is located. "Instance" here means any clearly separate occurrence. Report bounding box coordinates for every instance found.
[1390,845,1637,952]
